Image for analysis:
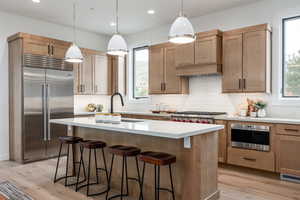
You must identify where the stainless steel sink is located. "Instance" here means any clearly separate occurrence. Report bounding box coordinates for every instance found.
[121,119,144,123]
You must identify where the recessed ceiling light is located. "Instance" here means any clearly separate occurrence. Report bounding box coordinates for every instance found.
[110,22,116,27]
[32,0,40,3]
[147,9,155,15]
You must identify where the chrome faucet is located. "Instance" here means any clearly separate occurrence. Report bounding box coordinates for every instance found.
[110,92,124,113]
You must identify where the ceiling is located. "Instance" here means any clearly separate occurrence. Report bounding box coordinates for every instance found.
[0,0,261,35]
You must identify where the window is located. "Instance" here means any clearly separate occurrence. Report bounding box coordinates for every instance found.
[282,16,300,97]
[133,46,149,99]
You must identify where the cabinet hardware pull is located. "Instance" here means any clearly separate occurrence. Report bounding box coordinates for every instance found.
[48,44,51,56]
[95,85,98,93]
[161,83,163,91]
[243,157,256,162]
[83,85,85,93]
[243,79,246,89]
[163,83,166,91]
[51,45,54,56]
[284,128,299,132]
[238,79,241,89]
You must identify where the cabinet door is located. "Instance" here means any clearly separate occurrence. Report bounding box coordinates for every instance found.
[117,56,126,95]
[164,47,187,94]
[23,38,50,56]
[149,46,165,94]
[215,120,227,163]
[93,55,108,95]
[175,43,195,67]
[243,31,267,92]
[51,40,70,59]
[222,34,243,92]
[80,53,94,94]
[276,135,300,176]
[73,63,81,94]
[195,36,220,65]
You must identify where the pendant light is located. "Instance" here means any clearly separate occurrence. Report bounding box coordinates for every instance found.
[65,3,83,63]
[107,0,128,56]
[169,0,196,44]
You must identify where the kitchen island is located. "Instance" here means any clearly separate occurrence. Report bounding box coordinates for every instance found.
[50,117,224,200]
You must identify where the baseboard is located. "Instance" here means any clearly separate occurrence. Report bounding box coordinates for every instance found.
[0,153,10,161]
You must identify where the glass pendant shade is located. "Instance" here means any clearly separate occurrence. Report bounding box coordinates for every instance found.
[65,43,83,63]
[107,33,128,56]
[169,15,196,44]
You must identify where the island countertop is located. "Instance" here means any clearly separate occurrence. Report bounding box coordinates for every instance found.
[50,117,224,139]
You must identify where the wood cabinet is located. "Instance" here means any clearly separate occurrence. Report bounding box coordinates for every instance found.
[108,55,126,95]
[9,33,71,59]
[222,24,271,93]
[215,120,227,163]
[93,55,108,95]
[175,30,222,76]
[276,124,300,176]
[227,121,276,172]
[149,44,189,94]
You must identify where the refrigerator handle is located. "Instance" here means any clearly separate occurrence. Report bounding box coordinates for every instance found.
[42,84,47,141]
[47,84,51,141]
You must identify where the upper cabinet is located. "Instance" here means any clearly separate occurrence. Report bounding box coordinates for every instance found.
[222,24,272,93]
[149,43,189,95]
[175,29,222,76]
[8,33,71,59]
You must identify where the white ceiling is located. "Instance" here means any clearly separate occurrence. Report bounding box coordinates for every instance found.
[0,0,261,35]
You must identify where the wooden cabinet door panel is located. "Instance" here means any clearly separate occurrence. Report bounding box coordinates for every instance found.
[149,47,164,94]
[164,47,181,94]
[81,53,94,94]
[216,120,227,163]
[23,38,50,56]
[94,55,108,95]
[175,43,195,67]
[51,41,70,59]
[195,36,218,65]
[243,31,266,92]
[276,135,300,176]
[117,56,126,95]
[73,63,81,94]
[222,34,243,92]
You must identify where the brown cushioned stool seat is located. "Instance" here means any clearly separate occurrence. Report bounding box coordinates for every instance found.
[80,140,107,149]
[139,151,176,166]
[108,145,141,156]
[58,136,83,144]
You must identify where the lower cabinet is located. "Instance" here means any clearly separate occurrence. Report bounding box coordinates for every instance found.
[276,124,300,176]
[227,147,275,172]
[215,120,227,163]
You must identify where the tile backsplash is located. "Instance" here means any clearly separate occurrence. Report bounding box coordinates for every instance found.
[75,75,300,119]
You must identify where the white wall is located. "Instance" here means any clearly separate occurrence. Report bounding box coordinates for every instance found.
[123,0,300,118]
[0,10,109,160]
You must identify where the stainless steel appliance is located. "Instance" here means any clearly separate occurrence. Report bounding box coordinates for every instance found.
[23,55,74,162]
[171,111,226,124]
[230,123,270,152]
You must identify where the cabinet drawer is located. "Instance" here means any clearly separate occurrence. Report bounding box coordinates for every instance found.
[227,147,275,172]
[276,124,300,136]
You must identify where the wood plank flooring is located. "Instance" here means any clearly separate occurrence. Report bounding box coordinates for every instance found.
[0,159,299,200]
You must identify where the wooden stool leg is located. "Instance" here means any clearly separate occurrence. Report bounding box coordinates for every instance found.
[169,164,175,200]
[54,143,63,183]
[65,144,70,186]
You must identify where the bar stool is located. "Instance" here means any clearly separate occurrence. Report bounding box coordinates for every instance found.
[75,140,109,197]
[54,136,85,187]
[138,151,176,200]
[106,145,142,200]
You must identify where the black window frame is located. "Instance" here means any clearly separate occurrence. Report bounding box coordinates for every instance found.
[282,15,300,98]
[132,46,149,99]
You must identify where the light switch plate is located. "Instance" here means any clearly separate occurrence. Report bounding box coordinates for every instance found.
[184,136,191,148]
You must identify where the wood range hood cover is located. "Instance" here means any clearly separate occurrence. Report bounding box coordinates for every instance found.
[175,29,223,76]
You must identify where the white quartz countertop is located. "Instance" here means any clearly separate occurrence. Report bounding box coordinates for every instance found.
[50,117,224,139]
[74,111,172,117]
[215,115,300,125]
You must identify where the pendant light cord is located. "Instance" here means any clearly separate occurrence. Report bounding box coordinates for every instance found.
[116,0,119,34]
[180,0,184,16]
[73,2,77,44]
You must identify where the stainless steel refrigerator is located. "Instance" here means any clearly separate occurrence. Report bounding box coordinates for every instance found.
[23,67,74,162]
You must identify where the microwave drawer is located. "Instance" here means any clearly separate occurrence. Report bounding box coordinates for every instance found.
[227,147,275,172]
[276,124,300,136]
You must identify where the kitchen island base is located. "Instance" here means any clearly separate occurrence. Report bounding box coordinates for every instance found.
[71,127,219,200]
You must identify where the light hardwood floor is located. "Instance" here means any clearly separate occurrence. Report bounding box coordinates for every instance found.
[0,159,299,200]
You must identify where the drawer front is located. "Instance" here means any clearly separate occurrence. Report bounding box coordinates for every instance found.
[227,147,275,172]
[276,124,300,136]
